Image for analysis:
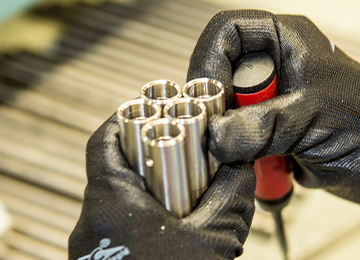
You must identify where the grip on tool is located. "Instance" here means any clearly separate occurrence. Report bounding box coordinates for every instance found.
[233,52,293,203]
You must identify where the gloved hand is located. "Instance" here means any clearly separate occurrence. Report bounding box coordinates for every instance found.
[187,10,360,203]
[69,114,256,260]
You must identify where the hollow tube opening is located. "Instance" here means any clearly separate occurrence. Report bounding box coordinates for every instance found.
[144,83,179,100]
[168,102,202,119]
[185,82,221,98]
[146,123,180,142]
[123,103,156,120]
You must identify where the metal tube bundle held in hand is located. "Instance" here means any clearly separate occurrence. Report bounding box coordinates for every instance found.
[116,54,292,257]
[117,78,225,218]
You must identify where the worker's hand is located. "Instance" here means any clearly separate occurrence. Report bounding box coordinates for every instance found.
[69,114,256,260]
[187,10,360,203]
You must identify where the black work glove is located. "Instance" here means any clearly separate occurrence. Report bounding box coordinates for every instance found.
[187,10,360,203]
[69,114,256,260]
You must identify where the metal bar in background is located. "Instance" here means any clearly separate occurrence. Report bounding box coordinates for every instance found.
[1,58,118,118]
[0,174,82,218]
[4,230,67,260]
[62,16,193,55]
[67,5,198,50]
[0,154,85,199]
[4,248,38,260]
[64,27,190,69]
[0,192,77,234]
[11,214,69,250]
[156,0,221,21]
[97,2,202,39]
[0,83,103,132]
[0,122,84,164]
[0,106,88,149]
[8,53,140,98]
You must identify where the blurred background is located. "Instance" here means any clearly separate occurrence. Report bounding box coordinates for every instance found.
[0,0,359,259]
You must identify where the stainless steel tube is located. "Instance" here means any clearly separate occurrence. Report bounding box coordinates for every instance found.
[183,78,225,118]
[141,118,191,218]
[163,98,208,206]
[183,78,226,179]
[117,99,162,177]
[140,79,182,109]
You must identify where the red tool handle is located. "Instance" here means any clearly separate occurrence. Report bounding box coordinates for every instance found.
[233,52,292,202]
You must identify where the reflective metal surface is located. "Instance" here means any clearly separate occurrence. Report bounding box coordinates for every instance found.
[164,98,208,206]
[117,99,162,177]
[141,118,191,218]
[183,78,225,179]
[140,79,182,109]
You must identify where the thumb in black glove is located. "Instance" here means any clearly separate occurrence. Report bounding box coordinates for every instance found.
[187,10,360,203]
[69,113,256,260]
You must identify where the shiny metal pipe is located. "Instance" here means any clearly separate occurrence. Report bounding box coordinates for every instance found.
[183,78,225,118]
[183,78,226,179]
[140,80,182,109]
[163,98,208,206]
[141,118,191,218]
[117,99,162,177]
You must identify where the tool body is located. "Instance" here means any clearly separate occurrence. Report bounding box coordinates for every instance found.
[233,52,293,260]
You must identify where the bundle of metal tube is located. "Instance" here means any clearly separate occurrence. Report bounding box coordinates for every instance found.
[117,78,225,217]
